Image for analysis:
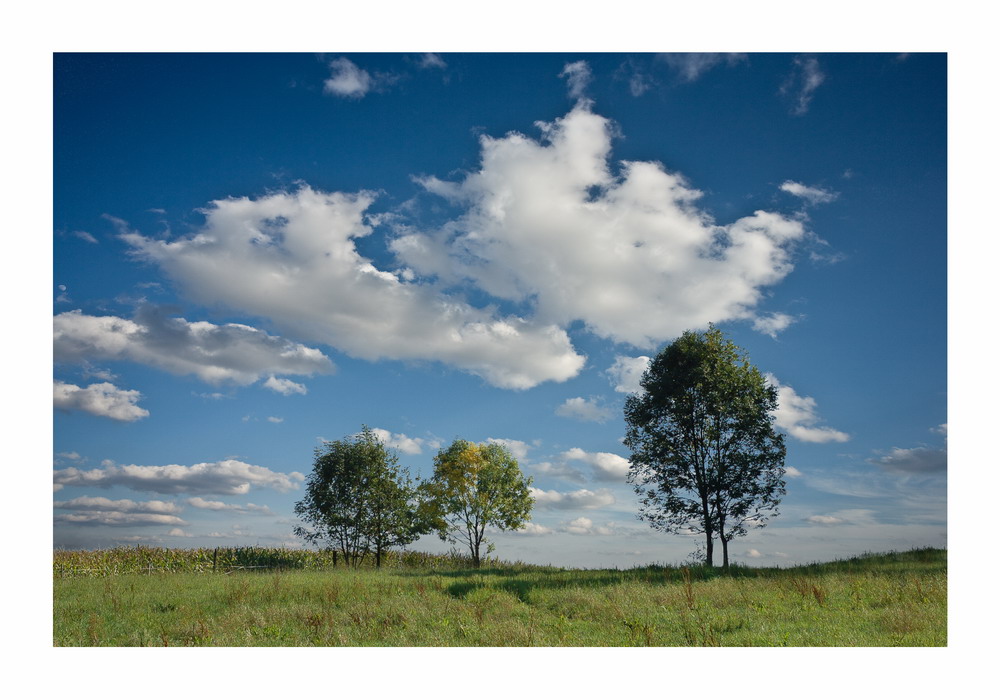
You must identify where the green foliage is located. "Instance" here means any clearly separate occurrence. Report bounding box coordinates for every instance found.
[294,427,423,567]
[418,439,533,567]
[624,325,786,567]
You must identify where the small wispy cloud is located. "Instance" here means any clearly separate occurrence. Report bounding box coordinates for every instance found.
[73,230,98,244]
[780,180,839,205]
[659,53,747,82]
[186,497,272,514]
[781,56,826,116]
[418,53,446,70]
[804,509,877,527]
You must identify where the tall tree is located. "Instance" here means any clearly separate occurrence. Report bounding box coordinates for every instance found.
[293,427,422,567]
[623,325,786,568]
[418,439,533,568]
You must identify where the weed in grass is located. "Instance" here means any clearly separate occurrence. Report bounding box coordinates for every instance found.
[812,584,827,606]
[681,567,696,610]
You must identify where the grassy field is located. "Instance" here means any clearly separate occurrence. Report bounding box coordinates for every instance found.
[53,546,946,646]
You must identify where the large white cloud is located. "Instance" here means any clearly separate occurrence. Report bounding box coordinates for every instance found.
[53,459,304,495]
[54,496,185,527]
[766,374,850,443]
[121,187,584,390]
[54,308,333,386]
[53,380,149,422]
[395,102,806,348]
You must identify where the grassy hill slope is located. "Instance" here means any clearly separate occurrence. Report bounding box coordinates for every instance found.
[53,547,945,646]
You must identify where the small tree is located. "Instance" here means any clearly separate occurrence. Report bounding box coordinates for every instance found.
[624,325,786,568]
[418,439,533,568]
[294,427,422,567]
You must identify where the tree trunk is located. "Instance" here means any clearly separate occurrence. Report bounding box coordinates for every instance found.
[720,535,729,570]
[702,494,714,567]
[375,543,382,568]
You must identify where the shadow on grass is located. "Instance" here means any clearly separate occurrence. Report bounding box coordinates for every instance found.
[401,547,946,605]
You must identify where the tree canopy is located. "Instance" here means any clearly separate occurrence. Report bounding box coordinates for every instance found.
[624,325,786,567]
[418,439,534,568]
[293,427,423,567]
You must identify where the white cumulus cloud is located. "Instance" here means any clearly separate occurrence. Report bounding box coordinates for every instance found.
[397,103,806,349]
[54,496,185,527]
[606,355,650,393]
[561,447,630,481]
[752,312,797,338]
[561,516,617,536]
[121,186,583,390]
[556,397,612,423]
[263,376,308,395]
[371,428,426,455]
[514,522,554,536]
[53,380,149,422]
[53,459,304,495]
[529,486,615,510]
[486,438,531,461]
[324,57,373,98]
[766,374,850,443]
[54,308,333,386]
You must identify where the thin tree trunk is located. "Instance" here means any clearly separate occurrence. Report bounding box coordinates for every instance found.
[721,535,729,569]
[702,493,714,567]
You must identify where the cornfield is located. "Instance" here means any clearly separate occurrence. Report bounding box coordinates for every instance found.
[53,546,500,578]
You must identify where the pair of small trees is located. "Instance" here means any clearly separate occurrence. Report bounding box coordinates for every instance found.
[624,325,787,568]
[294,428,533,568]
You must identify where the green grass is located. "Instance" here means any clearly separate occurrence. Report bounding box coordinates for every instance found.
[52,547,946,646]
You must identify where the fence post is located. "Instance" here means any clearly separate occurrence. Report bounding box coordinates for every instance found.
[213,547,219,573]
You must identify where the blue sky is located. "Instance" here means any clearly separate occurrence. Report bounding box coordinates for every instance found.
[51,52,947,568]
